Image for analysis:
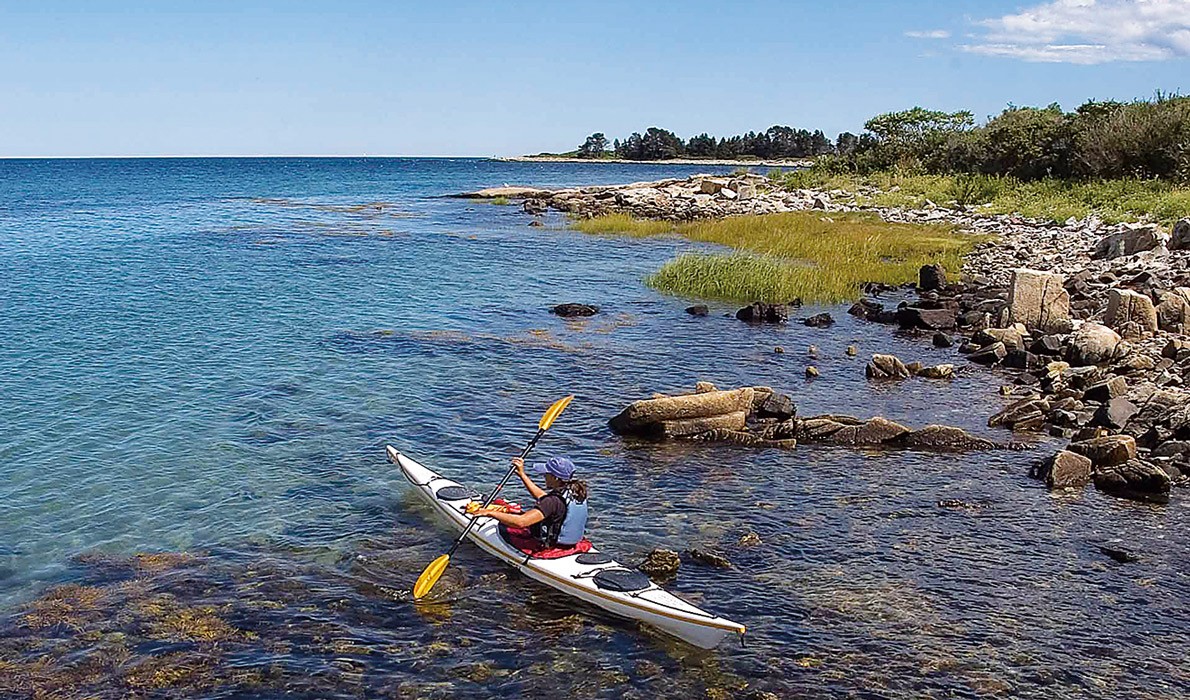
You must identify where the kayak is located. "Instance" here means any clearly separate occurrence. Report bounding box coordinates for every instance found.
[387,445,746,649]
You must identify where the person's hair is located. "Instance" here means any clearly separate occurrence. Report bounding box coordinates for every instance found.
[562,478,588,503]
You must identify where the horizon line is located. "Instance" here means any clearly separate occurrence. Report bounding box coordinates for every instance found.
[0,154,502,160]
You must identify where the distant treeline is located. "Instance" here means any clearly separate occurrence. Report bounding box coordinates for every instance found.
[573,93,1190,181]
[574,126,834,161]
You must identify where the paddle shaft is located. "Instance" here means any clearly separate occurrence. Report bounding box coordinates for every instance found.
[445,428,545,558]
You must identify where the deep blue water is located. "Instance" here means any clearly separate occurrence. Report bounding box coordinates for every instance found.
[0,158,1186,699]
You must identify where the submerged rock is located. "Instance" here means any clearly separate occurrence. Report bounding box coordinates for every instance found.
[892,425,998,451]
[638,549,681,579]
[685,549,733,569]
[685,304,710,317]
[551,303,599,318]
[803,312,834,327]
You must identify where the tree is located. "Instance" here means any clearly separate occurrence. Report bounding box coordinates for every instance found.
[835,132,859,155]
[637,127,684,160]
[577,132,609,159]
[686,133,717,157]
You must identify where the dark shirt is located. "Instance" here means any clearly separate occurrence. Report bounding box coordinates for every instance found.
[529,492,567,540]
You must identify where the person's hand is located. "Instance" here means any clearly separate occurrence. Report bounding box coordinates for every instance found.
[511,457,525,475]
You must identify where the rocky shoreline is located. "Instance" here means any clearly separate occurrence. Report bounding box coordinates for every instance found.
[478,174,1190,505]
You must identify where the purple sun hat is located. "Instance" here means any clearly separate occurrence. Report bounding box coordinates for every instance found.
[533,456,577,480]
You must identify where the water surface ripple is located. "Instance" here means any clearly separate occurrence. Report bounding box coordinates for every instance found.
[0,158,1186,698]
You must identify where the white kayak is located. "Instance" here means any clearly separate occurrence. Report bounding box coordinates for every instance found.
[387,445,746,649]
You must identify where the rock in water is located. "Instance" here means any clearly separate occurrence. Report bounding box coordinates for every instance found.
[736,302,789,324]
[805,366,820,378]
[608,388,756,437]
[639,549,681,578]
[918,264,947,292]
[933,333,954,348]
[1007,268,1071,333]
[737,532,763,548]
[685,304,710,317]
[866,353,911,379]
[918,364,954,379]
[686,549,732,569]
[1104,289,1158,338]
[1033,450,1092,489]
[551,303,599,318]
[803,312,834,327]
[1093,460,1172,503]
[895,306,958,330]
[893,425,998,451]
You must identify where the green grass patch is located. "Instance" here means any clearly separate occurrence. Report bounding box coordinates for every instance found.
[658,212,976,303]
[777,169,1190,226]
[490,196,511,206]
[569,213,676,237]
[571,211,982,303]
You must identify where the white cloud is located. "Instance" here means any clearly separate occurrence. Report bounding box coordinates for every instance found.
[960,0,1190,64]
[906,29,951,39]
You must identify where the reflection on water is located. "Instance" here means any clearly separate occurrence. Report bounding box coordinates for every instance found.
[0,158,1187,698]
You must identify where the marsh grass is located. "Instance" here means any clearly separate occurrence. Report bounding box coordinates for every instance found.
[779,170,1190,225]
[663,212,975,302]
[490,196,511,206]
[569,213,675,236]
[572,211,980,303]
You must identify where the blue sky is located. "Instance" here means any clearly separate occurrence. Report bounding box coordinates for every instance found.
[1,0,1187,157]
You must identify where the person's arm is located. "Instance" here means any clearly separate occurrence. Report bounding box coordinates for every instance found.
[512,457,546,500]
[471,506,545,529]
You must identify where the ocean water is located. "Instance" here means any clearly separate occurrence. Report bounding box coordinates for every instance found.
[0,158,1186,699]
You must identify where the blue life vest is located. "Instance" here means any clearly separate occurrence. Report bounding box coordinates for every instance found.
[542,491,588,547]
[556,493,588,546]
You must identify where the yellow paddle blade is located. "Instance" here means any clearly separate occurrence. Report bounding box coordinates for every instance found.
[413,554,450,600]
[538,395,575,431]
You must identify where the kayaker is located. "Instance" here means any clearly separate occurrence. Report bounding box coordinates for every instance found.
[469,456,589,548]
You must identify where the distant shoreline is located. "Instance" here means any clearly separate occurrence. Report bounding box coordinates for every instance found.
[496,155,813,168]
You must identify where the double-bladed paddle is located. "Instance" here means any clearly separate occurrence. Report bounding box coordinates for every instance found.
[412,394,574,600]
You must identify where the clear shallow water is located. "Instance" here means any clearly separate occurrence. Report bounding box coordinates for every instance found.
[0,158,1186,698]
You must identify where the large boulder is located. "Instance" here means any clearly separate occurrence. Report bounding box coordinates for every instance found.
[895,306,958,330]
[1155,289,1190,332]
[1093,460,1172,502]
[1104,289,1158,338]
[821,417,911,446]
[866,354,911,379]
[1170,218,1190,251]
[736,302,789,324]
[1093,224,1169,259]
[892,425,998,451]
[988,398,1049,430]
[655,411,749,439]
[918,264,947,292]
[1067,323,1122,366]
[1034,450,1092,489]
[609,388,755,436]
[1092,397,1139,430]
[1007,268,1071,333]
[1067,434,1137,469]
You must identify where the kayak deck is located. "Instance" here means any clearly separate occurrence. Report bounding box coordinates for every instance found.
[386,445,745,649]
